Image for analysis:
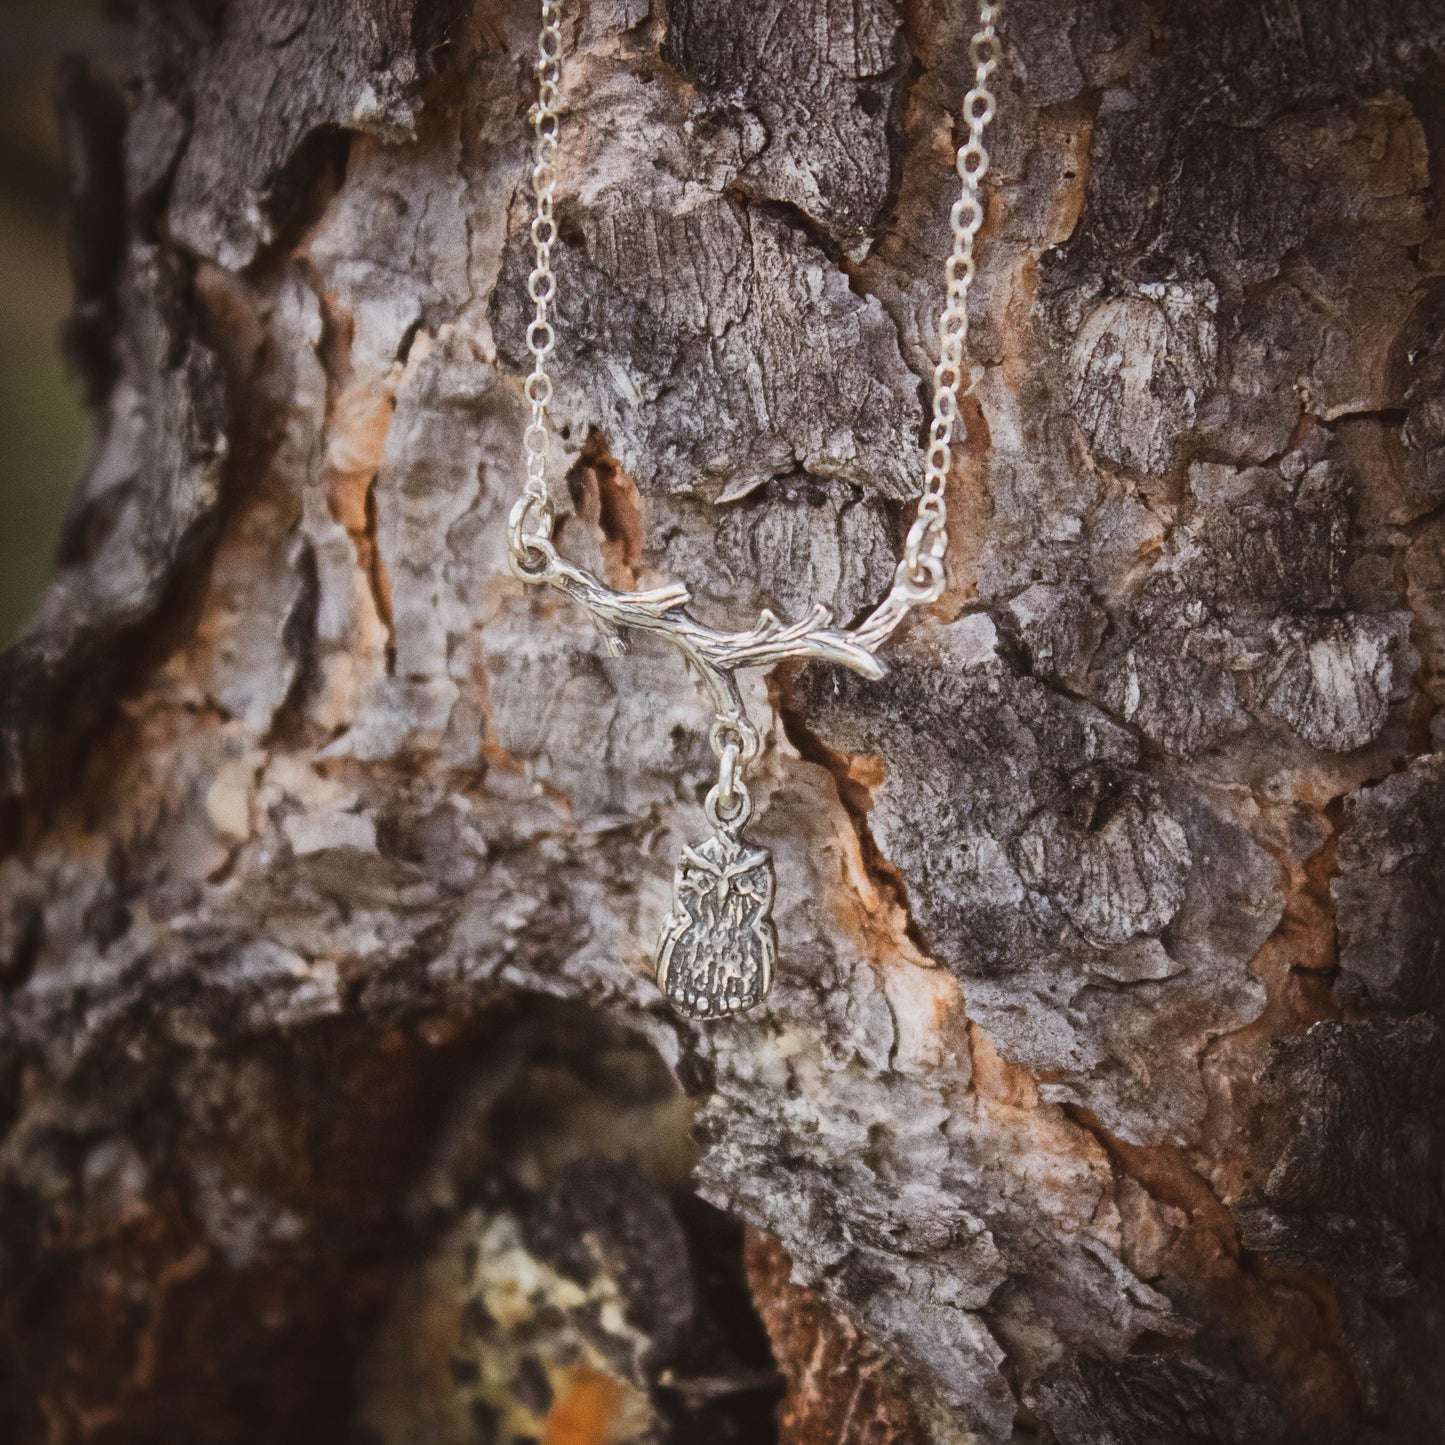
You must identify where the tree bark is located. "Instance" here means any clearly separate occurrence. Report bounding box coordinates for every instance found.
[2,1,1444,1442]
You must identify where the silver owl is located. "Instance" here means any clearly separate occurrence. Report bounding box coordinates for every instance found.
[656,828,776,1019]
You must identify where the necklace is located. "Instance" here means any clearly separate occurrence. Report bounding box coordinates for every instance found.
[506,1,1004,1020]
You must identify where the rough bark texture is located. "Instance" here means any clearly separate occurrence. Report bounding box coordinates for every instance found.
[2,1,1444,1442]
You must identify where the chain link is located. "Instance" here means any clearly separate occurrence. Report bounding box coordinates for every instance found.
[902,0,1003,599]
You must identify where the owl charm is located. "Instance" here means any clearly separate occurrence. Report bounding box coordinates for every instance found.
[656,822,777,1019]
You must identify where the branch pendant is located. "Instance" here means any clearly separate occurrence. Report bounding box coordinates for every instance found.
[507,528,930,1020]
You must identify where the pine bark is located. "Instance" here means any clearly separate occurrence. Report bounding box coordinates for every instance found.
[2,2,1444,1442]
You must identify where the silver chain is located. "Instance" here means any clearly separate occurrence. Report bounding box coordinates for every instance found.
[507,1,1003,825]
[507,0,563,567]
[509,0,1002,599]
[906,0,1002,594]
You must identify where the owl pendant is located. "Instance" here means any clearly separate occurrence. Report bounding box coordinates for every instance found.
[656,824,776,1019]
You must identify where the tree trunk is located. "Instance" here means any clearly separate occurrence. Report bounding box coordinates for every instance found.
[2,1,1444,1441]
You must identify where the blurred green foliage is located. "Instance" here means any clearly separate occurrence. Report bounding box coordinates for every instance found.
[0,0,108,647]
[0,209,88,647]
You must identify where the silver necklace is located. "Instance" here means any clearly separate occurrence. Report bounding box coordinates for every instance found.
[507,1,1004,1020]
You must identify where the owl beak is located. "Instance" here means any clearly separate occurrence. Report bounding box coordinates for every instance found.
[717,875,731,903]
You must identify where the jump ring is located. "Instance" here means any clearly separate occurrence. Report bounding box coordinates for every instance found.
[704,777,752,833]
[894,551,945,604]
[717,742,740,812]
[507,494,556,579]
[709,715,760,765]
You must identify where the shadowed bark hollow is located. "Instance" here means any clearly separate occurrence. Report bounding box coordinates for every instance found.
[1,1,1444,1442]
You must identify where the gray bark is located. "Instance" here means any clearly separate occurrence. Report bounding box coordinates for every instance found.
[2,1,1444,1442]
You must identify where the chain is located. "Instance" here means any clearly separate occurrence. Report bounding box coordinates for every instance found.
[900,0,1002,602]
[508,0,1003,813]
[507,0,563,571]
